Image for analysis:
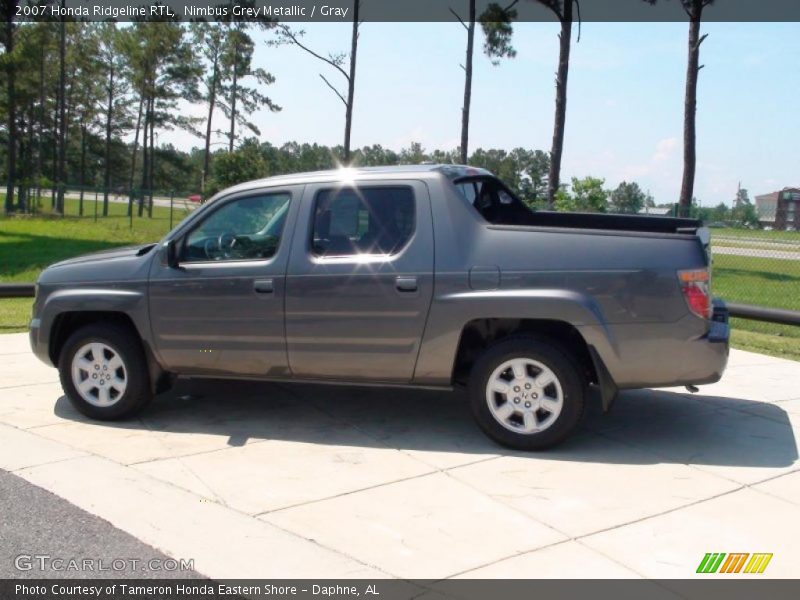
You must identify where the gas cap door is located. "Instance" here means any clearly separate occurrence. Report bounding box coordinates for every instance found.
[469,266,500,290]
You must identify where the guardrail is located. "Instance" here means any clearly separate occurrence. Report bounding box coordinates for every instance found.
[0,283,35,298]
[726,303,800,327]
[1,283,798,326]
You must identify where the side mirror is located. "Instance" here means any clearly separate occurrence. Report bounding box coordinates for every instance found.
[164,239,180,268]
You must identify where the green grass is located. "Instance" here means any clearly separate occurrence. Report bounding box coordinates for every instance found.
[0,298,31,334]
[1,198,191,281]
[709,253,799,359]
[1,197,192,332]
[712,253,800,312]
[731,327,800,362]
[711,227,800,242]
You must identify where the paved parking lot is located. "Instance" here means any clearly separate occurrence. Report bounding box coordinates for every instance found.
[1,332,799,579]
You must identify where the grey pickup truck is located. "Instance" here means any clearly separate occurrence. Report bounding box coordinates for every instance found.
[29,165,729,449]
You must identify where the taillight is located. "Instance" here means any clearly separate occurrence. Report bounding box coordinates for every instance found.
[678,269,711,319]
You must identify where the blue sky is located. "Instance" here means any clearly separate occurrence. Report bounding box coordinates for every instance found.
[169,21,800,206]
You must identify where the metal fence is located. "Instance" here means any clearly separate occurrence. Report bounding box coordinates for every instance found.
[1,184,199,232]
[707,213,800,339]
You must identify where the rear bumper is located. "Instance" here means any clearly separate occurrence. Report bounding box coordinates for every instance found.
[606,299,730,390]
[685,298,730,385]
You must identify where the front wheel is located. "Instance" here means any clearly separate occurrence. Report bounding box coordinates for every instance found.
[468,337,586,450]
[58,323,152,420]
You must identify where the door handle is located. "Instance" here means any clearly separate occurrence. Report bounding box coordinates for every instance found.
[254,279,274,294]
[395,276,418,292]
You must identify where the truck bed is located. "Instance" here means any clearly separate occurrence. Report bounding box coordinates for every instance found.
[452,174,702,235]
[511,210,701,235]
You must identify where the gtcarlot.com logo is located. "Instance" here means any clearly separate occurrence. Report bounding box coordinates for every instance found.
[15,554,194,573]
[696,552,773,574]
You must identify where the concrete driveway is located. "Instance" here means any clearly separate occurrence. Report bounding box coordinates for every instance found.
[1,332,799,579]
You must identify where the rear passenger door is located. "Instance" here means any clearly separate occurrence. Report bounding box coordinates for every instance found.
[285,181,434,382]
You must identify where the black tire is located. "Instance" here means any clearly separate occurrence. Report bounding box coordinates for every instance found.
[468,336,585,450]
[58,323,152,420]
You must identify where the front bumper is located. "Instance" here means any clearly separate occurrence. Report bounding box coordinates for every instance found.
[29,317,53,367]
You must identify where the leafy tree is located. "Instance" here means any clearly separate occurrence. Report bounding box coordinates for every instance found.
[400,142,428,164]
[452,1,518,164]
[55,2,68,214]
[510,148,549,205]
[480,2,518,65]
[555,176,608,213]
[355,144,401,167]
[220,23,280,154]
[206,138,267,196]
[97,23,133,216]
[479,1,577,208]
[126,21,201,215]
[609,181,647,214]
[193,22,227,195]
[4,18,52,211]
[68,24,103,216]
[733,184,750,208]
[1,0,20,213]
[709,202,729,223]
[731,185,758,227]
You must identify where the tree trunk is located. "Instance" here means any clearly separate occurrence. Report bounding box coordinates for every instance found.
[36,37,45,207]
[459,0,476,165]
[79,124,86,216]
[229,38,239,153]
[128,94,144,216]
[51,102,57,208]
[17,107,28,212]
[4,10,17,213]
[139,97,148,218]
[103,63,114,216]
[343,0,360,162]
[57,5,67,214]
[148,98,155,218]
[202,50,220,194]
[679,12,703,217]
[546,4,573,209]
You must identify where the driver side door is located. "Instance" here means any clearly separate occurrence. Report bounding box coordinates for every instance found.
[148,186,301,377]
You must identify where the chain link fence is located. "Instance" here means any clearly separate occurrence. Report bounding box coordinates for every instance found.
[1,184,199,234]
[707,204,799,342]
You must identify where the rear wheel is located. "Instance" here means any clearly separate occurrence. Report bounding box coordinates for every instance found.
[58,323,152,420]
[468,337,585,450]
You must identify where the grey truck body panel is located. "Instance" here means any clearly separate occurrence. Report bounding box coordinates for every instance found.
[30,165,729,394]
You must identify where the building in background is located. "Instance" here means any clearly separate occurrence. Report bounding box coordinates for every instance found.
[755,187,800,230]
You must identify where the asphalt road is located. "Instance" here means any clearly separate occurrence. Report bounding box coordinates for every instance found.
[0,469,199,579]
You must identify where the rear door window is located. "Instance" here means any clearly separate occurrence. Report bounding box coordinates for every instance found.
[312,187,415,257]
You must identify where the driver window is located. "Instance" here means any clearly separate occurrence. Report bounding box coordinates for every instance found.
[183,192,291,263]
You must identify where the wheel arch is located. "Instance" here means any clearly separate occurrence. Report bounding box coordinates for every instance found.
[50,311,168,394]
[452,318,596,385]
